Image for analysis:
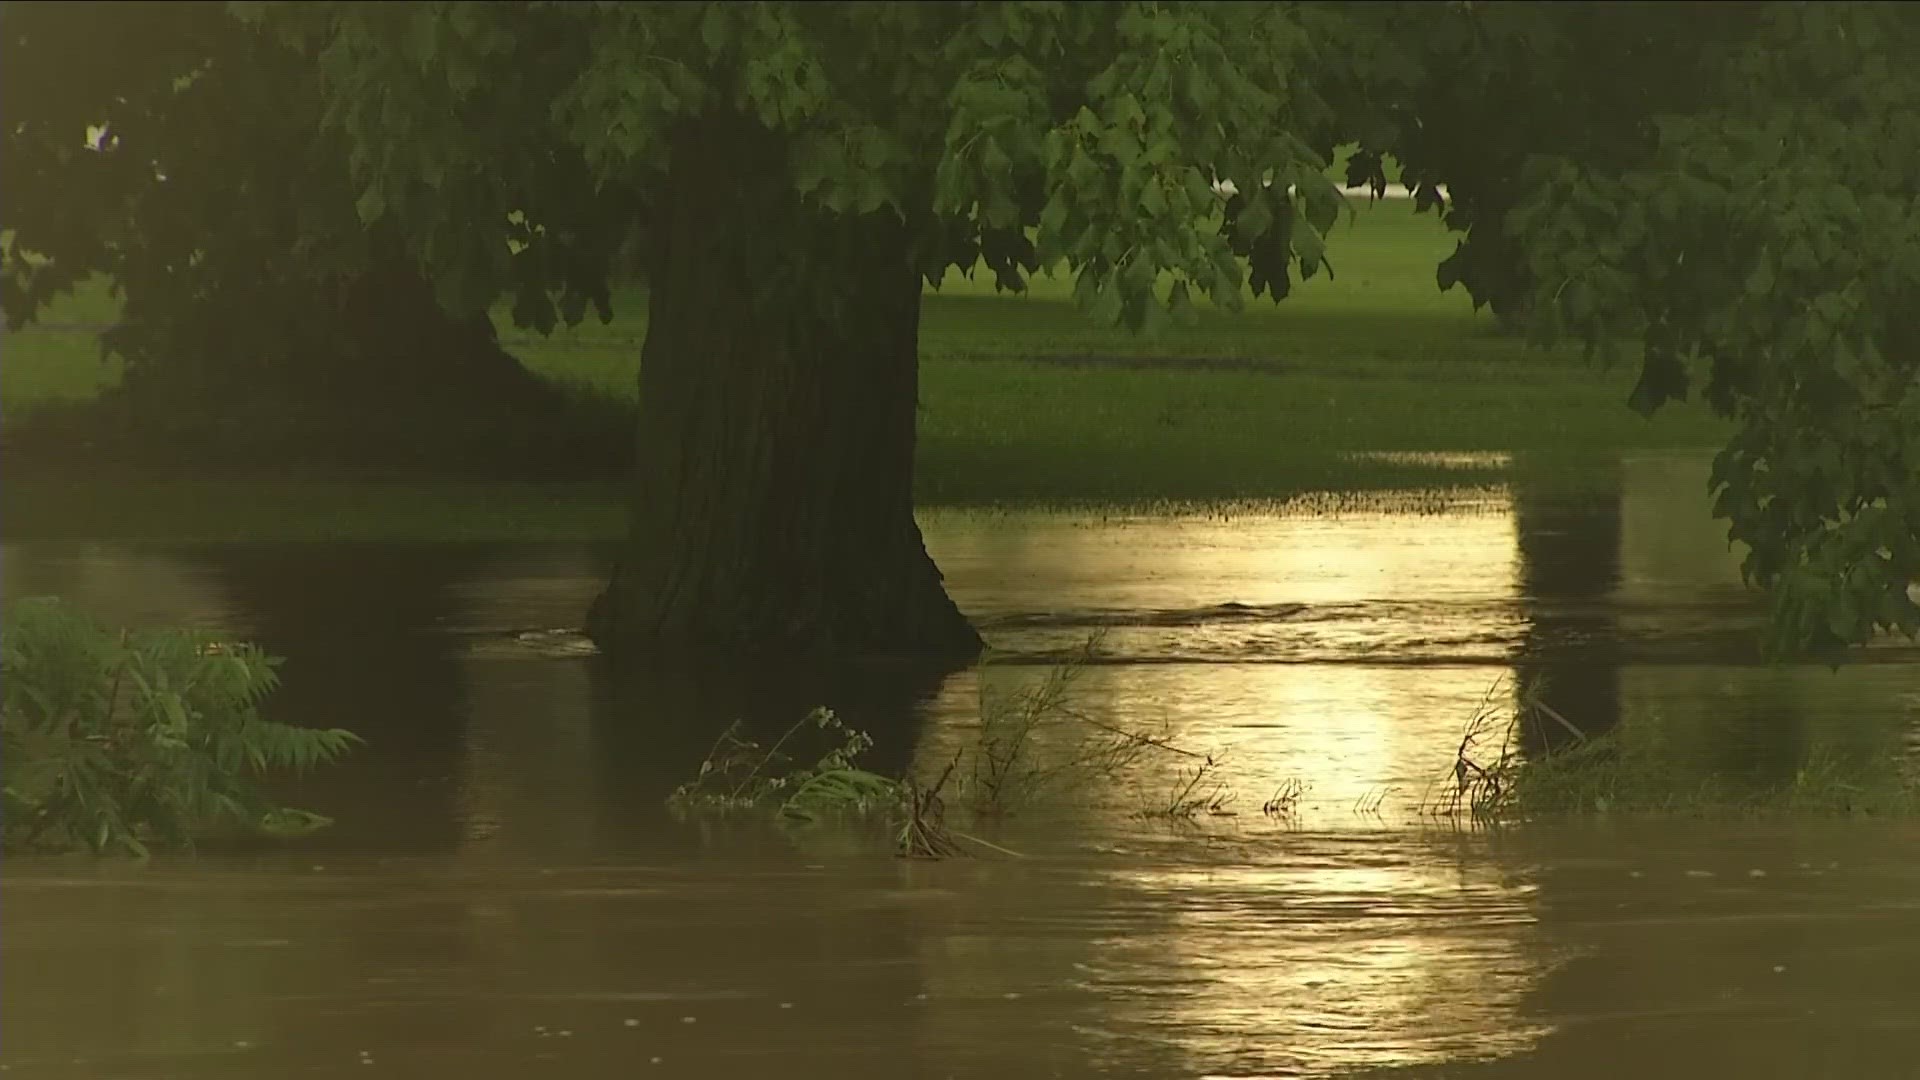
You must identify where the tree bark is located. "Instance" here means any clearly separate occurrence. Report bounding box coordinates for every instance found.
[587,116,980,662]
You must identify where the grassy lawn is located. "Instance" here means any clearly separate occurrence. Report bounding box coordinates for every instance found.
[0,200,1732,541]
[0,479,631,544]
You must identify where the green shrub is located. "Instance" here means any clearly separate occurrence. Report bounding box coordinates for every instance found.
[1,597,360,857]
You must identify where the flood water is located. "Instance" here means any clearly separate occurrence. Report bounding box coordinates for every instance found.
[4,453,1918,1078]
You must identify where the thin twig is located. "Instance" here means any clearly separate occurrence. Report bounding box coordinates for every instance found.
[949,830,1027,858]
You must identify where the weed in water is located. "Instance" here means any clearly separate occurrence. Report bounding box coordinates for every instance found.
[1423,677,1551,819]
[671,713,1046,860]
[898,760,963,860]
[668,708,901,823]
[961,635,1221,816]
[1350,787,1391,818]
[670,635,1234,857]
[1423,675,1920,821]
[2,597,360,857]
[1263,778,1308,819]
[1151,755,1237,819]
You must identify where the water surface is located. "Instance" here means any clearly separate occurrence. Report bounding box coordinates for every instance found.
[3,453,1916,1078]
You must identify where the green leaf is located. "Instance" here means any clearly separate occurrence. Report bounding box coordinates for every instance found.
[1098,126,1141,167]
[1301,182,1341,236]
[1168,278,1196,324]
[1827,589,1860,641]
[354,183,386,225]
[1139,179,1168,217]
[1038,196,1070,237]
[701,5,731,53]
[1238,197,1274,240]
[1293,223,1326,273]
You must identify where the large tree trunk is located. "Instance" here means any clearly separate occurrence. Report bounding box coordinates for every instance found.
[587,116,980,662]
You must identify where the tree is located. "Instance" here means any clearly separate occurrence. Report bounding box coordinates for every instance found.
[262,1,1347,660]
[0,1,621,472]
[53,0,1908,662]
[1501,2,1920,659]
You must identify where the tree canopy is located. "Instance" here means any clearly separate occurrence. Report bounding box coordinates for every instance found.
[3,2,371,372]
[1325,1,1919,656]
[242,2,1350,329]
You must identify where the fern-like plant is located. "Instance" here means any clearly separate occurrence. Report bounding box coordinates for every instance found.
[2,597,360,857]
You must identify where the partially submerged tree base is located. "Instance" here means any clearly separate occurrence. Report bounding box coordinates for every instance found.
[588,114,979,661]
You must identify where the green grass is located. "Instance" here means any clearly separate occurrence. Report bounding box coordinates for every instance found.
[491,200,1727,511]
[1514,741,1919,818]
[482,194,1486,383]
[1471,723,1920,820]
[0,479,630,543]
[0,201,1734,541]
[0,331,123,412]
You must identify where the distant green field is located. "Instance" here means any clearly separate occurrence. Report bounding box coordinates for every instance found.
[5,197,1501,411]
[492,188,1478,401]
[0,198,1733,541]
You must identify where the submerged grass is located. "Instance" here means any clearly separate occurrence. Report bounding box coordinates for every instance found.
[670,636,1232,858]
[1424,678,1920,821]
[668,706,986,860]
[676,657,1918,859]
[959,635,1203,815]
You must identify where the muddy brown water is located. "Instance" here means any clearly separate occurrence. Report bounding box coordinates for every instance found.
[4,454,1918,1079]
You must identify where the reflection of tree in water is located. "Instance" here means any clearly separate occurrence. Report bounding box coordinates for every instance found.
[1511,470,1624,753]
[1514,451,1920,795]
[181,544,491,858]
[1513,462,1898,785]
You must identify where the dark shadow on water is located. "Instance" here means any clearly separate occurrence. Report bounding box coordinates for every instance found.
[187,546,490,749]
[177,545,498,858]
